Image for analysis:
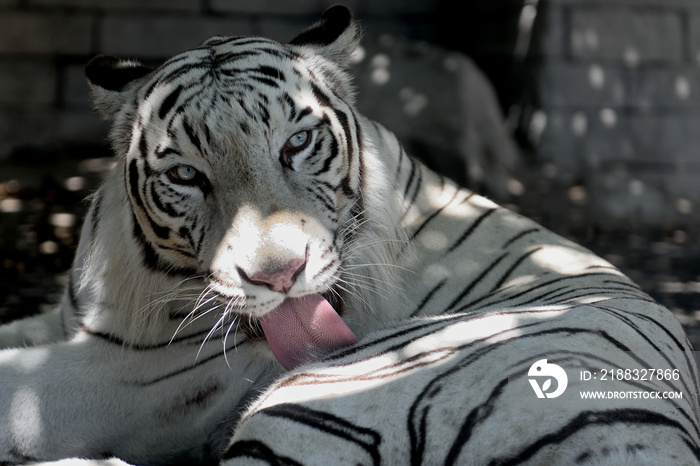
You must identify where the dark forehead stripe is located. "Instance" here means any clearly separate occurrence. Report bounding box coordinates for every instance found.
[158,85,184,120]
[182,117,203,153]
[141,39,297,142]
[311,82,332,108]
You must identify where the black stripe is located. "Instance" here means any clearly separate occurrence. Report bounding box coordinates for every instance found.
[602,279,642,291]
[334,111,355,194]
[296,105,312,123]
[410,279,447,317]
[447,208,498,252]
[222,440,302,464]
[279,93,297,120]
[256,98,271,127]
[255,403,381,465]
[592,302,700,404]
[128,159,145,208]
[445,252,508,313]
[408,325,642,465]
[138,131,149,158]
[502,228,540,248]
[306,185,335,212]
[488,409,700,466]
[131,213,197,277]
[404,163,423,210]
[311,136,333,175]
[353,112,365,191]
[256,65,285,80]
[150,183,182,217]
[182,118,202,153]
[140,192,171,239]
[402,156,417,200]
[458,272,628,314]
[409,189,462,242]
[490,247,542,292]
[130,341,245,386]
[311,82,332,108]
[158,85,183,120]
[154,146,180,159]
[80,324,221,351]
[250,75,279,88]
[216,51,260,63]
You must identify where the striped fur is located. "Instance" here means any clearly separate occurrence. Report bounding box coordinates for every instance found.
[0,6,698,466]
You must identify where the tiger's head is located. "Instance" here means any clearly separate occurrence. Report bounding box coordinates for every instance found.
[84,6,404,368]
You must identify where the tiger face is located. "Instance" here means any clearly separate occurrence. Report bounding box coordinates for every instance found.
[86,7,370,364]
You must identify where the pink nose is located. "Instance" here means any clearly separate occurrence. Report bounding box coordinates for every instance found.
[244,258,306,293]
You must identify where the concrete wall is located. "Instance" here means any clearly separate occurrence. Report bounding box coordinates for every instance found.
[456,0,700,229]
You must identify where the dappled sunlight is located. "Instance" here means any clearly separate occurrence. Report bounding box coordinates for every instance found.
[571,111,588,136]
[421,263,450,283]
[77,157,115,173]
[0,198,21,213]
[588,64,605,89]
[10,387,43,445]
[675,75,691,100]
[514,0,539,60]
[599,108,617,128]
[623,46,640,67]
[676,198,694,215]
[528,109,547,146]
[49,213,76,229]
[572,27,599,54]
[15,347,51,372]
[64,176,86,192]
[370,53,391,86]
[418,229,449,251]
[567,185,586,205]
[399,87,428,117]
[530,245,613,276]
[628,179,644,197]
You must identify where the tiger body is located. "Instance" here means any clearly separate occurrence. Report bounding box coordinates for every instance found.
[0,6,697,466]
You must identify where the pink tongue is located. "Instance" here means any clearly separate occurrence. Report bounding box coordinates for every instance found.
[259,294,357,370]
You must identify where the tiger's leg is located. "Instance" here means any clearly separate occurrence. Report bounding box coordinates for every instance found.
[0,330,268,465]
[0,302,66,348]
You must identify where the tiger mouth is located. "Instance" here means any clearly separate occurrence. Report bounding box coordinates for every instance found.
[239,288,345,342]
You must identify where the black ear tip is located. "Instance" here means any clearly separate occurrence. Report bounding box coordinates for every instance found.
[289,4,354,46]
[85,55,151,92]
[321,4,352,24]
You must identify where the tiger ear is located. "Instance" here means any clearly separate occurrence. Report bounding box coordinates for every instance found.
[289,5,360,68]
[85,55,152,119]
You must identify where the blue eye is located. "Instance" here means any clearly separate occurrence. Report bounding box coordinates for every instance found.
[167,165,198,183]
[280,130,312,168]
[287,131,310,149]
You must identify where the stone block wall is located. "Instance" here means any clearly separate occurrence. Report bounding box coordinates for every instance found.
[453,0,700,230]
[0,0,438,159]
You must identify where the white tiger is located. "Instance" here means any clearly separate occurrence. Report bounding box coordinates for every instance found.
[0,6,698,466]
